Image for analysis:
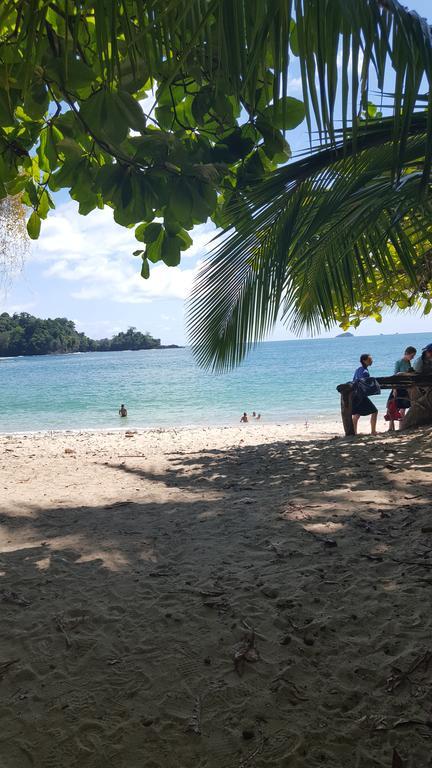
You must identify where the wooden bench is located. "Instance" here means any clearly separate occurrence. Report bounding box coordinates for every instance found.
[336,374,432,435]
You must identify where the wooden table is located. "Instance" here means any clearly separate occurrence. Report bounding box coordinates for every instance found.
[336,374,432,435]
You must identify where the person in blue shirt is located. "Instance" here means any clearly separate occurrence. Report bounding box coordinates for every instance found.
[352,353,378,435]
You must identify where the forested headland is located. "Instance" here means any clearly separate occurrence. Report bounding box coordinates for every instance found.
[0,313,175,356]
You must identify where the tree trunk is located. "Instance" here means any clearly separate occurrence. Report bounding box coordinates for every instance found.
[340,389,355,436]
[401,386,432,430]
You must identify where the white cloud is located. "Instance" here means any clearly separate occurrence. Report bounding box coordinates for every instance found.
[31,201,213,305]
[2,301,36,314]
[74,318,123,337]
[288,75,303,94]
[183,225,216,259]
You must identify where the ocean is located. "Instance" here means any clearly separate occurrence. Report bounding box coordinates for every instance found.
[0,332,430,432]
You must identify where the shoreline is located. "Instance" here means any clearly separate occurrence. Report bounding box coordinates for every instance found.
[0,420,343,440]
[0,345,182,360]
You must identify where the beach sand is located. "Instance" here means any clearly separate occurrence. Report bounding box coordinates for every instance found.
[0,422,431,767]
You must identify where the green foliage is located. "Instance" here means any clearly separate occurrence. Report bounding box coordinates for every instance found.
[0,313,163,356]
[334,248,432,330]
[1,0,432,354]
[108,326,162,352]
[188,117,432,369]
[184,1,432,369]
[0,0,306,274]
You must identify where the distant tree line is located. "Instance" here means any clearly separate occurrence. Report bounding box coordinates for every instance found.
[0,313,164,356]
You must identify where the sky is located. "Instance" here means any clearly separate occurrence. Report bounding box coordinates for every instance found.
[1,0,431,346]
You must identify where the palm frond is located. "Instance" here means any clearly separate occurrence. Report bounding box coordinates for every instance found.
[188,115,432,370]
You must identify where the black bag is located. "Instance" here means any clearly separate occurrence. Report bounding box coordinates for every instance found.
[356,377,381,397]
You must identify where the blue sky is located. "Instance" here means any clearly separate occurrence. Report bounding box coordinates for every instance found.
[2,0,431,345]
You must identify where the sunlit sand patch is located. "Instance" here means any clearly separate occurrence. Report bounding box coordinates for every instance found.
[198,508,223,520]
[302,522,345,534]
[381,579,399,592]
[370,543,391,554]
[279,501,323,521]
[46,534,131,571]
[0,526,40,553]
[280,501,345,522]
[138,548,158,563]
[0,505,36,519]
[76,549,130,570]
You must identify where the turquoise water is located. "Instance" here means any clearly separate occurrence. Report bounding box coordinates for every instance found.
[0,333,430,432]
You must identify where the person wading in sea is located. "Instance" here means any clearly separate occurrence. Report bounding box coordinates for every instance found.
[119,404,128,417]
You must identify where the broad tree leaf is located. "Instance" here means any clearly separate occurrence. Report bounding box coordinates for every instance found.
[44,54,95,92]
[177,228,193,250]
[26,211,41,239]
[56,137,82,159]
[155,104,173,130]
[164,211,181,235]
[135,222,163,243]
[80,91,129,146]
[96,164,128,203]
[146,229,165,263]
[23,82,49,120]
[192,89,213,123]
[162,235,181,266]
[141,257,150,278]
[116,91,147,132]
[168,178,193,222]
[37,189,53,219]
[263,97,306,130]
[256,117,290,160]
[132,133,170,163]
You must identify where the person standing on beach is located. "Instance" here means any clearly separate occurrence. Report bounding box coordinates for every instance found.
[352,354,378,435]
[391,346,417,422]
[413,343,432,374]
[394,346,417,374]
[119,404,128,417]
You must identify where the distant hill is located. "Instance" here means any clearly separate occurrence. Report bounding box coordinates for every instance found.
[336,331,354,338]
[0,312,178,356]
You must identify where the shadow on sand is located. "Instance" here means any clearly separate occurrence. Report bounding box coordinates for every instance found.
[0,428,432,767]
